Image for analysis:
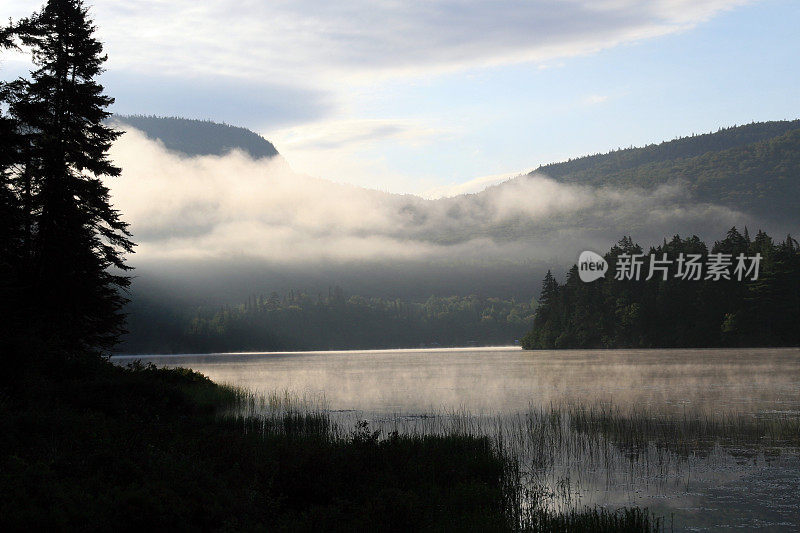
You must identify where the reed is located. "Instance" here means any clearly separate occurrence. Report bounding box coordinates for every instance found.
[225,386,799,531]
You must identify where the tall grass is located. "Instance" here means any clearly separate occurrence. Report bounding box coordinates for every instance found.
[221,388,669,531]
[220,386,799,531]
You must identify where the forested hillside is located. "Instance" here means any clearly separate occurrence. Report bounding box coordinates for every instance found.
[113,115,279,159]
[120,292,535,353]
[516,121,800,225]
[536,120,800,180]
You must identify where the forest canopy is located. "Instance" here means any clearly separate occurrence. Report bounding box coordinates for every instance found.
[522,228,800,349]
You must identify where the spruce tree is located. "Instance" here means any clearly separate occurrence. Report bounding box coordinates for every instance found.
[0,27,25,354]
[6,0,133,355]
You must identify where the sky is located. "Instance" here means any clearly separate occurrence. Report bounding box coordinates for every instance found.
[2,0,799,196]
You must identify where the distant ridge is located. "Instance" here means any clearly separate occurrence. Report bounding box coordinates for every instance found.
[508,120,800,226]
[113,115,279,159]
[529,120,800,183]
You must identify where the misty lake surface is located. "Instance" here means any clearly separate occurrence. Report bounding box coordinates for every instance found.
[113,347,800,531]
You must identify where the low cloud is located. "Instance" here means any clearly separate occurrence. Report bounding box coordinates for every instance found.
[108,128,747,270]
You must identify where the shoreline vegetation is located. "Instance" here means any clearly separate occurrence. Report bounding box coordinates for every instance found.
[0,355,663,531]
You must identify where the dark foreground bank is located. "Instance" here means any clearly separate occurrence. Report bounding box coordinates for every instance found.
[0,354,660,532]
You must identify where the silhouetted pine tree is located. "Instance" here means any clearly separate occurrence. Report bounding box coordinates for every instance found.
[4,0,133,356]
[521,270,561,349]
[0,27,26,357]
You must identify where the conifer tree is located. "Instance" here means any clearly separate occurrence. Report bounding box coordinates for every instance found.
[5,0,133,355]
[0,26,25,351]
[539,270,559,307]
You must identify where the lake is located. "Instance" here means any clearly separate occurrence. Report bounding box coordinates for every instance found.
[113,347,800,531]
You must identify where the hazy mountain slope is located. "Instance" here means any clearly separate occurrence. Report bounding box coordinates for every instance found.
[533,120,800,182]
[113,115,279,159]
[508,120,800,226]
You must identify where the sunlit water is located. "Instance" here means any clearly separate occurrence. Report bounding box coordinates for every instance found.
[113,347,800,531]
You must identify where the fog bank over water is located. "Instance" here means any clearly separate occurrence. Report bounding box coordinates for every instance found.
[109,129,745,258]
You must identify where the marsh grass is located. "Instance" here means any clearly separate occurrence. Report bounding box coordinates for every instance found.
[501,402,800,517]
[224,388,334,438]
[225,386,798,530]
[222,389,668,531]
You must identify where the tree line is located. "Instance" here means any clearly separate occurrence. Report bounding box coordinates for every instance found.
[1,0,131,363]
[120,290,535,353]
[522,227,800,349]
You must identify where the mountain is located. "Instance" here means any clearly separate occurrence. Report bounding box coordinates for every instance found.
[112,115,279,159]
[513,120,800,226]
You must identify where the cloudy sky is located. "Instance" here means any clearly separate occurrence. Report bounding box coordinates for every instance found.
[3,0,798,196]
